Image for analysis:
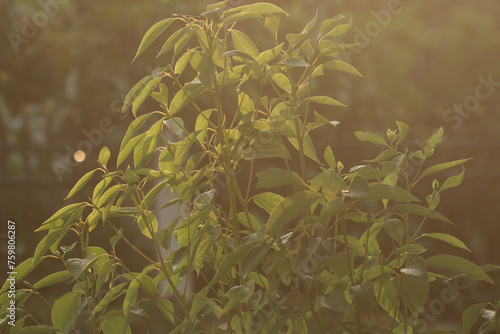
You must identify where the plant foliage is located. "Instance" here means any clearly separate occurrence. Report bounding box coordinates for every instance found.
[1,2,498,333]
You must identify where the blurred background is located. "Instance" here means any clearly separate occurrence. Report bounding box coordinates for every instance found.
[1,0,499,331]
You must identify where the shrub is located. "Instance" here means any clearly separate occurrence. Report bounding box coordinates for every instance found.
[1,1,498,333]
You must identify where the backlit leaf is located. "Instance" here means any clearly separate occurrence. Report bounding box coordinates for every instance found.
[440,167,465,191]
[51,291,83,331]
[255,168,304,188]
[308,96,346,107]
[323,60,362,77]
[132,18,176,62]
[65,169,97,200]
[422,233,471,252]
[425,255,493,283]
[267,191,321,235]
[253,192,284,214]
[462,303,489,334]
[419,159,471,180]
[355,131,387,145]
[231,30,259,59]
[33,271,72,289]
[32,230,60,268]
[98,146,111,167]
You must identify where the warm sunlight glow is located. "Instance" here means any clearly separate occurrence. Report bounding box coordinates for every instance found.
[73,150,86,162]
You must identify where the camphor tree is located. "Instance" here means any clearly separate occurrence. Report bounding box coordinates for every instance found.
[1,1,499,333]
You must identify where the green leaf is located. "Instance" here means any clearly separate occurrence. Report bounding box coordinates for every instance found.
[137,212,158,239]
[122,76,151,113]
[192,231,214,274]
[66,254,96,279]
[164,117,184,137]
[388,203,452,223]
[33,271,72,290]
[368,183,419,202]
[281,57,309,67]
[174,51,192,75]
[333,235,366,256]
[132,76,163,116]
[154,228,173,251]
[102,315,132,334]
[425,128,444,154]
[156,299,175,323]
[124,166,140,184]
[241,244,270,279]
[17,327,62,334]
[286,32,308,46]
[92,283,127,317]
[342,176,370,198]
[255,168,304,188]
[396,121,409,143]
[222,12,262,25]
[422,233,471,252]
[308,96,346,107]
[256,43,283,65]
[42,202,86,226]
[208,242,261,291]
[193,189,216,211]
[134,119,163,169]
[324,146,336,168]
[355,131,387,145]
[32,230,61,268]
[157,26,190,57]
[51,291,83,331]
[220,49,255,62]
[441,167,466,191]
[132,18,175,62]
[324,18,353,37]
[286,119,320,163]
[142,180,168,207]
[384,218,404,246]
[231,30,259,59]
[394,325,414,334]
[419,158,471,180]
[264,16,280,34]
[320,197,343,220]
[108,228,123,250]
[96,184,121,209]
[425,255,493,283]
[123,274,142,317]
[238,91,255,116]
[118,133,146,168]
[310,172,347,195]
[202,7,223,22]
[0,258,34,294]
[374,275,399,320]
[98,146,111,168]
[118,112,153,158]
[400,258,429,319]
[151,83,169,105]
[271,73,291,93]
[267,191,321,235]
[224,3,289,17]
[65,169,96,200]
[323,60,362,77]
[195,109,214,144]
[253,192,285,214]
[320,15,345,34]
[462,303,489,334]
[316,289,351,312]
[242,135,291,160]
[169,83,206,116]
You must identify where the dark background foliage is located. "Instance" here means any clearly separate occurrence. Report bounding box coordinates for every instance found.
[1,0,499,329]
